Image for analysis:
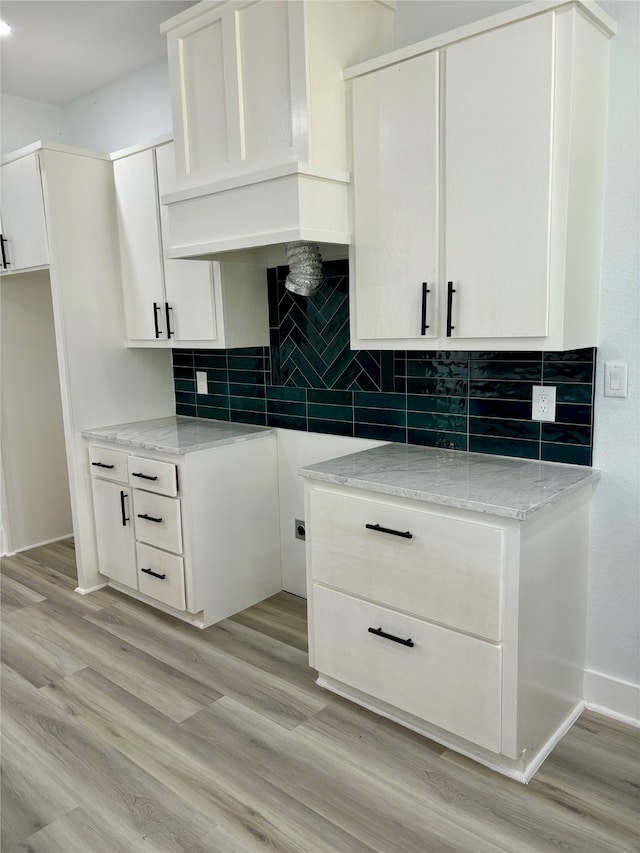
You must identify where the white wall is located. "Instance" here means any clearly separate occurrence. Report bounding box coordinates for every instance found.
[62,60,173,153]
[1,60,172,157]
[587,0,639,718]
[1,270,73,552]
[0,95,65,154]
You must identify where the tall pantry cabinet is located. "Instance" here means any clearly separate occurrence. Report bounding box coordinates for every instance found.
[0,142,174,583]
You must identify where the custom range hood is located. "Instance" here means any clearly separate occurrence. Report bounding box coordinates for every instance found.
[159,0,394,274]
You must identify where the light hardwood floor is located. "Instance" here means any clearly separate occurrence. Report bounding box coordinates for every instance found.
[1,539,638,853]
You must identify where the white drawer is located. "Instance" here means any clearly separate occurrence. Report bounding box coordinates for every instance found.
[312,585,502,753]
[309,488,504,641]
[132,489,183,554]
[88,446,129,484]
[136,543,186,611]
[128,455,178,497]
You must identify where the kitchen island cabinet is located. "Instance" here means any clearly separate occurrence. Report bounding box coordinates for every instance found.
[84,416,282,627]
[300,443,600,781]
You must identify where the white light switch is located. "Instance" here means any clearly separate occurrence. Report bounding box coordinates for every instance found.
[196,370,208,395]
[604,362,628,398]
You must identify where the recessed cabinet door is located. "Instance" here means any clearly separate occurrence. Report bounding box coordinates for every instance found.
[0,155,49,272]
[113,148,165,341]
[445,13,554,339]
[91,478,137,589]
[352,52,439,339]
[156,143,218,343]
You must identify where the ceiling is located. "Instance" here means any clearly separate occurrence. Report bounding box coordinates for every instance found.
[0,1,198,106]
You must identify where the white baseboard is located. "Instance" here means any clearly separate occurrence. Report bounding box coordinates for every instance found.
[75,583,109,595]
[584,668,640,727]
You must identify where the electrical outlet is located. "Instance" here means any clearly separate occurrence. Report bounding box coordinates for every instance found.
[532,385,556,422]
[295,519,306,541]
[196,371,208,395]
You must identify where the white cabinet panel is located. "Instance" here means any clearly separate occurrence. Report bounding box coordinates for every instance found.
[155,143,218,343]
[309,488,504,641]
[91,477,137,589]
[0,154,49,272]
[352,52,439,340]
[132,490,183,554]
[89,446,129,485]
[113,148,165,341]
[445,13,553,339]
[137,543,186,611]
[313,584,503,753]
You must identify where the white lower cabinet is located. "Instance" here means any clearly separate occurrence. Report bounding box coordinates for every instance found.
[305,482,592,781]
[88,434,281,627]
[91,476,137,589]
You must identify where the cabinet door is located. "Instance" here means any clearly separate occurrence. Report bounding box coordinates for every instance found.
[155,143,218,342]
[91,478,137,589]
[166,0,293,186]
[0,155,49,272]
[352,53,439,340]
[113,149,165,341]
[445,13,554,339]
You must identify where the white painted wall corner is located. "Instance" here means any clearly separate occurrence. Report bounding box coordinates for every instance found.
[584,668,640,727]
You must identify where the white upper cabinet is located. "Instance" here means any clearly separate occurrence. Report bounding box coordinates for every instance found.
[162,0,394,187]
[348,1,615,351]
[113,140,269,349]
[0,153,49,273]
[445,14,554,340]
[159,0,394,259]
[352,52,439,340]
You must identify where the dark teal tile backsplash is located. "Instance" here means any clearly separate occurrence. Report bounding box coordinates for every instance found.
[174,259,596,465]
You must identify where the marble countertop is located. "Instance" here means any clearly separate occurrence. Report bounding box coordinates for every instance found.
[82,416,274,455]
[299,444,600,520]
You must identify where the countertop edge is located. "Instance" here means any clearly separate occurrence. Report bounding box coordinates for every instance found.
[298,467,601,520]
[81,426,276,455]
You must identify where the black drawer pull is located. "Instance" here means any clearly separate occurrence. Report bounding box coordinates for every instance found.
[137,513,163,523]
[141,567,166,580]
[120,490,130,526]
[1,235,10,269]
[365,523,413,540]
[153,302,162,338]
[446,281,456,337]
[92,461,115,469]
[368,627,414,648]
[420,281,430,335]
[131,472,158,481]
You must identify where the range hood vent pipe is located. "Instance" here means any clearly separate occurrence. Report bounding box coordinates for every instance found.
[284,241,324,296]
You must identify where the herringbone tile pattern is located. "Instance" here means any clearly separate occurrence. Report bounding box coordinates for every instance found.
[268,262,393,393]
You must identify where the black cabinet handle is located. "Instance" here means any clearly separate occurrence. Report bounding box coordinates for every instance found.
[368,627,414,648]
[91,462,115,469]
[153,302,162,338]
[165,303,174,338]
[141,567,166,580]
[420,282,430,335]
[365,523,413,540]
[137,513,163,523]
[131,472,158,481]
[446,281,456,337]
[119,490,130,526]
[0,235,9,269]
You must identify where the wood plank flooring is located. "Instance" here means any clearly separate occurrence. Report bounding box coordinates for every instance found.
[1,539,638,853]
